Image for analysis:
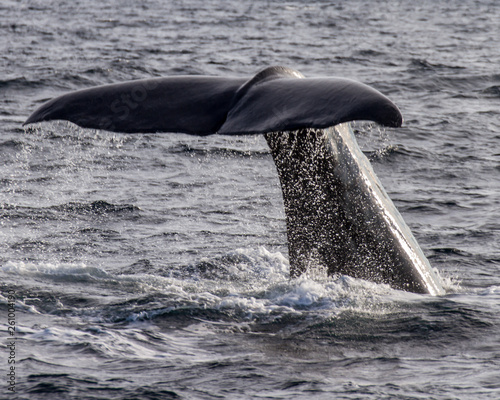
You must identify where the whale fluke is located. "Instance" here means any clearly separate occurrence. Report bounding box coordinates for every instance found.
[24,66,444,295]
[24,66,402,134]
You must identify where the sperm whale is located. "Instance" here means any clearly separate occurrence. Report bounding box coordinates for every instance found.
[24,66,444,295]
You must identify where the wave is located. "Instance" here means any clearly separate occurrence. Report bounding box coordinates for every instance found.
[0,139,26,150]
[1,247,461,328]
[0,76,46,90]
[481,85,500,98]
[1,201,140,222]
[168,142,270,159]
[2,249,495,398]
[0,75,97,93]
[409,58,466,72]
[52,200,140,215]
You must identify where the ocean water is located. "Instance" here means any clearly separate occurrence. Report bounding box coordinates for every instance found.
[1,0,500,399]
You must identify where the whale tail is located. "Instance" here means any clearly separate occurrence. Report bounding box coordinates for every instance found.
[24,66,444,295]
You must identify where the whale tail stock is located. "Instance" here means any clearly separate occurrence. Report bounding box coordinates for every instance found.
[24,66,444,295]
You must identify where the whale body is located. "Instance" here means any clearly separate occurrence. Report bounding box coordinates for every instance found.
[24,66,444,295]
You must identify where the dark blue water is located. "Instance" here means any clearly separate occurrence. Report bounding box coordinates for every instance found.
[1,0,500,398]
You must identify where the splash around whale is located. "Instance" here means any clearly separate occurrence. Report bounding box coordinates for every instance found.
[24,66,444,295]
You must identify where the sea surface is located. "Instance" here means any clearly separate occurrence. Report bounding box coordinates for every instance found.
[1,0,500,399]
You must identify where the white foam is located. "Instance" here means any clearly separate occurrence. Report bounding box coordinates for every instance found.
[1,260,110,278]
[1,247,423,327]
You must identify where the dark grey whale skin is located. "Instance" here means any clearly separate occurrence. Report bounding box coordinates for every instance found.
[24,66,444,295]
[265,126,443,295]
